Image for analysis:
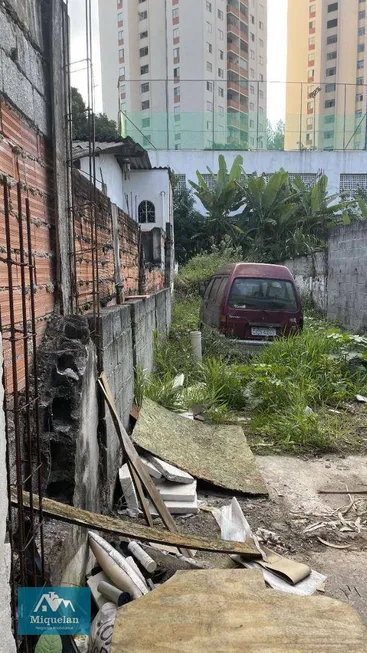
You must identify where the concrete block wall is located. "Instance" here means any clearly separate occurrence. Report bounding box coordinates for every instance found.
[99,288,171,504]
[283,252,328,313]
[328,222,367,331]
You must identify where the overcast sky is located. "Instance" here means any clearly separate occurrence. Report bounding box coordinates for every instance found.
[68,0,288,124]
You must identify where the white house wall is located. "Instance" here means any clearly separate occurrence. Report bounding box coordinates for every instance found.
[121,169,172,230]
[79,154,125,210]
[148,150,367,212]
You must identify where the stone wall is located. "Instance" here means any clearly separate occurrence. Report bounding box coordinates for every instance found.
[328,222,367,331]
[283,252,328,313]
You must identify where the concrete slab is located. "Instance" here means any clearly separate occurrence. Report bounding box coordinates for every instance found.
[119,464,139,511]
[140,455,162,479]
[150,456,194,484]
[148,496,199,516]
[154,479,197,502]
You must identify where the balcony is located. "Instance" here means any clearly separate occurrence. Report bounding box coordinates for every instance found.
[228,112,248,128]
[228,19,241,38]
[227,58,248,78]
[228,79,248,97]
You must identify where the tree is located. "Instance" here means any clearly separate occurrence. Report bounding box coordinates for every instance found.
[173,182,208,264]
[189,155,244,246]
[266,120,285,151]
[71,87,119,141]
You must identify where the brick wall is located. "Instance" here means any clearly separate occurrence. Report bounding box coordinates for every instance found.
[0,100,56,390]
[328,222,367,331]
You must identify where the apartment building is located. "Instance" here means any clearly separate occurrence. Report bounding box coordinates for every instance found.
[285,0,367,150]
[98,0,267,150]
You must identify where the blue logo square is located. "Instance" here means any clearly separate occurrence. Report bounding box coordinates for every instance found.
[18,587,91,636]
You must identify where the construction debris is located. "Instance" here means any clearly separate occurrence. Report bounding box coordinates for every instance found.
[119,464,140,512]
[111,570,367,652]
[150,456,194,484]
[127,541,157,573]
[317,537,351,550]
[88,532,148,597]
[132,398,268,495]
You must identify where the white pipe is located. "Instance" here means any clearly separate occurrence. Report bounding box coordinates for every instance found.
[190,331,202,362]
[128,541,157,573]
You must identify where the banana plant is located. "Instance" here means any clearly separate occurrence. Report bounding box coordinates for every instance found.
[189,154,245,246]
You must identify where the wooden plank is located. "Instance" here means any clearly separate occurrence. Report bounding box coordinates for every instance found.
[111,569,367,653]
[99,375,186,541]
[11,489,260,557]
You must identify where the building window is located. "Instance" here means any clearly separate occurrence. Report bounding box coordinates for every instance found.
[309,3,316,13]
[119,48,124,59]
[327,18,337,27]
[172,8,179,18]
[259,55,264,65]
[218,9,223,19]
[140,30,148,39]
[326,67,336,76]
[251,50,255,60]
[357,76,364,85]
[340,174,367,196]
[207,42,212,53]
[307,101,313,111]
[141,64,149,74]
[173,47,180,58]
[259,20,264,29]
[359,10,366,19]
[141,82,149,93]
[325,83,336,91]
[207,21,212,33]
[118,29,124,42]
[119,66,125,77]
[358,27,365,36]
[174,105,180,114]
[250,102,255,111]
[325,114,335,123]
[308,54,315,63]
[260,38,264,47]
[218,86,224,97]
[259,90,264,99]
[173,67,180,79]
[327,51,337,60]
[174,174,186,192]
[309,20,315,30]
[218,28,224,40]
[206,80,213,91]
[327,34,337,44]
[218,68,224,78]
[207,120,212,130]
[251,32,255,41]
[250,68,255,78]
[356,93,364,102]
[250,85,254,94]
[359,43,365,53]
[307,117,313,129]
[357,59,365,69]
[174,86,180,96]
[207,61,213,72]
[325,99,336,108]
[260,73,264,81]
[206,1,212,12]
[324,130,334,139]
[355,109,363,118]
[219,49,224,60]
[117,11,123,22]
[142,117,150,128]
[218,105,224,115]
[207,101,213,111]
[251,14,255,23]
[328,2,338,11]
[140,46,148,57]
[250,119,255,128]
[173,28,179,39]
[141,100,150,110]
[139,10,148,20]
[138,201,155,224]
[175,133,181,141]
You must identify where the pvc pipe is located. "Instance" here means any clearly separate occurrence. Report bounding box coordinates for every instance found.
[190,331,202,362]
[128,541,157,573]
[97,581,131,607]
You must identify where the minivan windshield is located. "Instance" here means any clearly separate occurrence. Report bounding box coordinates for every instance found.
[228,277,298,311]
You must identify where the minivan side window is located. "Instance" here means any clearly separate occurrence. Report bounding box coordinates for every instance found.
[204,279,214,300]
[216,277,228,304]
[208,277,222,301]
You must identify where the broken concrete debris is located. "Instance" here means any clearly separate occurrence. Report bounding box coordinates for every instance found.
[150,456,194,484]
[88,532,148,597]
[119,464,140,512]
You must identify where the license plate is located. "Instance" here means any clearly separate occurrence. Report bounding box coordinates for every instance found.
[251,327,277,337]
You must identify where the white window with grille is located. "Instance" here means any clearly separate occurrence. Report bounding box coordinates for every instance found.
[175,174,187,192]
[263,173,317,186]
[340,174,367,196]
[202,174,216,190]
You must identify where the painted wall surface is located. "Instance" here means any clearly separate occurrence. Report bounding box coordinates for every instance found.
[328,222,367,331]
[79,154,125,209]
[0,335,16,652]
[148,149,367,211]
[121,169,172,229]
[283,252,328,312]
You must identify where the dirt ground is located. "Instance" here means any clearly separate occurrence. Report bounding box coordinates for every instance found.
[172,454,367,624]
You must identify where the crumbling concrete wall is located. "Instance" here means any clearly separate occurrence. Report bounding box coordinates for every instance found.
[328,222,367,331]
[0,335,16,652]
[283,252,328,313]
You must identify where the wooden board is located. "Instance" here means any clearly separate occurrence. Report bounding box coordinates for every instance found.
[11,489,260,557]
[132,398,268,496]
[112,569,367,653]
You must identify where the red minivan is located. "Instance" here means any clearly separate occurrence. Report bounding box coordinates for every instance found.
[200,263,303,344]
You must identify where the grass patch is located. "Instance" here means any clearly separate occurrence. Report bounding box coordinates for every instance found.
[135,286,367,454]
